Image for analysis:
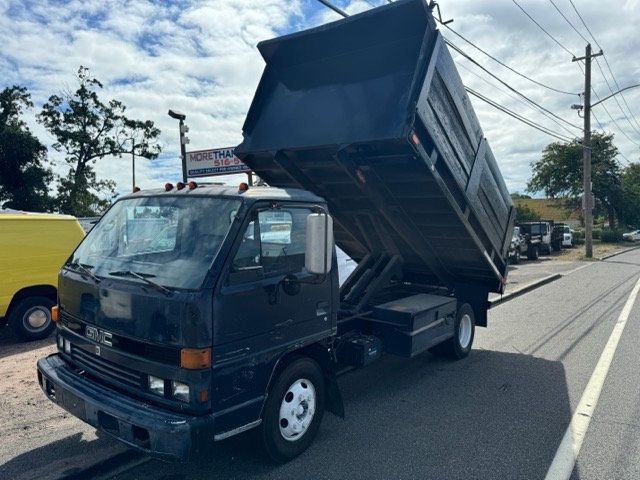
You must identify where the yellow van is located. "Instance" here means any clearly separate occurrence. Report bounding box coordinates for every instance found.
[0,212,85,340]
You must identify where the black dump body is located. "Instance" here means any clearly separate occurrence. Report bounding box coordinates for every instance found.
[236,0,514,294]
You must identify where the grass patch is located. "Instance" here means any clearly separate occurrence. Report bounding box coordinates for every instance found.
[552,242,635,261]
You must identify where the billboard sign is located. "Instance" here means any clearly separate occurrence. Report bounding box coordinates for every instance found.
[185,147,250,178]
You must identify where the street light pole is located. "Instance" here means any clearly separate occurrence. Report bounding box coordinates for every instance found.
[573,44,603,259]
[168,109,189,183]
[131,137,136,192]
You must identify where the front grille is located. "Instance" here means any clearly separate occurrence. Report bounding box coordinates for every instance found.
[71,346,142,389]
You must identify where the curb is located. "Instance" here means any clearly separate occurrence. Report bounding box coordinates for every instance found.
[489,273,562,308]
[596,244,640,261]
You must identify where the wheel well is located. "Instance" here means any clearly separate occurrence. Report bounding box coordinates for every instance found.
[263,341,344,418]
[6,285,57,319]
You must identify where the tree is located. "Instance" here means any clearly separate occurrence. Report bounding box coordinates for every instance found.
[38,66,161,216]
[527,132,622,228]
[0,86,54,211]
[619,163,640,228]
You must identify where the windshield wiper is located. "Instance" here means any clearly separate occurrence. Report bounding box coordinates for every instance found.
[108,270,173,296]
[69,262,101,284]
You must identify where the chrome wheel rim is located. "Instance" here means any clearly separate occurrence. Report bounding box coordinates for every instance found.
[458,314,472,349]
[279,378,316,442]
[24,307,50,331]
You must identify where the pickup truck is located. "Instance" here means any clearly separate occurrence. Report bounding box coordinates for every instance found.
[37,0,514,462]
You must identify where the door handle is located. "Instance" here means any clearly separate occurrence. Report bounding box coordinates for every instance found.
[316,301,329,317]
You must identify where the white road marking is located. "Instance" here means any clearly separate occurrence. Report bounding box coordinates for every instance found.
[544,275,640,480]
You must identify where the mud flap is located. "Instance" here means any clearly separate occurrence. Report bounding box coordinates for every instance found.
[324,374,345,419]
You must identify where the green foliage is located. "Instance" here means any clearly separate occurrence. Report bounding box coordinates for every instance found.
[515,202,539,222]
[38,66,161,216]
[510,192,532,199]
[527,132,622,228]
[0,86,54,211]
[619,163,640,228]
[600,229,622,243]
[573,229,585,242]
[592,228,602,240]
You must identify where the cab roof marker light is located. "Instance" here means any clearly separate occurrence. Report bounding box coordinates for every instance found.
[165,183,174,191]
[176,182,185,190]
[238,182,249,192]
[188,181,198,190]
[132,186,141,193]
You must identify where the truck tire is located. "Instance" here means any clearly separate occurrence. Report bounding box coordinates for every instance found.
[9,296,55,341]
[431,303,475,360]
[527,245,539,261]
[261,357,325,462]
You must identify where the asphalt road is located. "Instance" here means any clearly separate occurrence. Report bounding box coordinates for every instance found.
[2,249,640,479]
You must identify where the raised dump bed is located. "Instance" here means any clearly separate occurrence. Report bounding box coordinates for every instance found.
[235,0,514,294]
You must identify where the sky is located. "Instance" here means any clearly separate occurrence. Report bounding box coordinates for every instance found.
[1,0,639,197]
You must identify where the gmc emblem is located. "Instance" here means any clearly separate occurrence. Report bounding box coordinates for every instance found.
[85,326,113,347]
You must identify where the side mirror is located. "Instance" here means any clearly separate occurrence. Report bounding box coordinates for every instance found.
[305,213,334,275]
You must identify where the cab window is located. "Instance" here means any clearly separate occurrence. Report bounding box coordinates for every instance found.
[231,207,310,278]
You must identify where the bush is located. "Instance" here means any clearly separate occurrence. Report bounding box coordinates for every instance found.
[573,229,585,242]
[592,228,602,240]
[573,238,585,246]
[601,229,623,243]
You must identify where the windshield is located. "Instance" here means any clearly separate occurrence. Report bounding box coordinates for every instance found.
[67,196,241,289]
[519,223,544,235]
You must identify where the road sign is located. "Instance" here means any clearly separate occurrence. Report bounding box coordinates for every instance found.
[185,147,250,178]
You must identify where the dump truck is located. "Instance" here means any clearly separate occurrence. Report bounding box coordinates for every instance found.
[37,0,514,463]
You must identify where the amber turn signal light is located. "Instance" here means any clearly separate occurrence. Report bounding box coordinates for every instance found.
[51,305,59,322]
[180,348,211,369]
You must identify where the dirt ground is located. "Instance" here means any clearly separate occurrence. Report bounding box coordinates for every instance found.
[0,327,125,480]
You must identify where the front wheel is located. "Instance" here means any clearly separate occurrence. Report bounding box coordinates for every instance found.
[261,357,325,462]
[431,303,475,359]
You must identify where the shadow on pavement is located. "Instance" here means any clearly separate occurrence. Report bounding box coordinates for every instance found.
[117,349,578,480]
[0,430,124,480]
[0,325,54,360]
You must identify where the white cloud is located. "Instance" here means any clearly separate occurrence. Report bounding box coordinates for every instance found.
[1,0,639,200]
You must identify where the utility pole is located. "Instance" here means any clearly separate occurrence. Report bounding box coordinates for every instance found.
[573,44,602,259]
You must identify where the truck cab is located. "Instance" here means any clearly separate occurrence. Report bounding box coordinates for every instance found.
[38,184,341,461]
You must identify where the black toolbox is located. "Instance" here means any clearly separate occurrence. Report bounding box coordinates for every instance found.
[370,294,456,357]
[336,332,383,367]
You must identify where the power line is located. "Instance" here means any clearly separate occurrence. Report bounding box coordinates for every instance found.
[455,58,582,138]
[466,87,573,143]
[547,0,640,138]
[511,0,575,57]
[440,23,579,96]
[447,40,583,134]
[567,0,640,135]
[513,0,640,151]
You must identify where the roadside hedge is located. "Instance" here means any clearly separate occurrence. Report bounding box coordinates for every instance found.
[601,229,623,243]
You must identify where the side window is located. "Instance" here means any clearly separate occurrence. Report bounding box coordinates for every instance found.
[230,207,311,279]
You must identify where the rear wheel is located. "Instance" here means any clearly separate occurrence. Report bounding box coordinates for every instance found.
[261,357,325,462]
[431,304,475,359]
[527,245,539,260]
[9,296,55,341]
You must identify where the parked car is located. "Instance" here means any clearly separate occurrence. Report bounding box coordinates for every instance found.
[622,230,640,242]
[0,212,85,340]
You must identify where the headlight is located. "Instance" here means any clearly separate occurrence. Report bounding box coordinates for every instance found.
[148,375,165,396]
[171,381,190,402]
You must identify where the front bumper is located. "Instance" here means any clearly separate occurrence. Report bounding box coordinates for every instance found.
[37,354,215,461]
